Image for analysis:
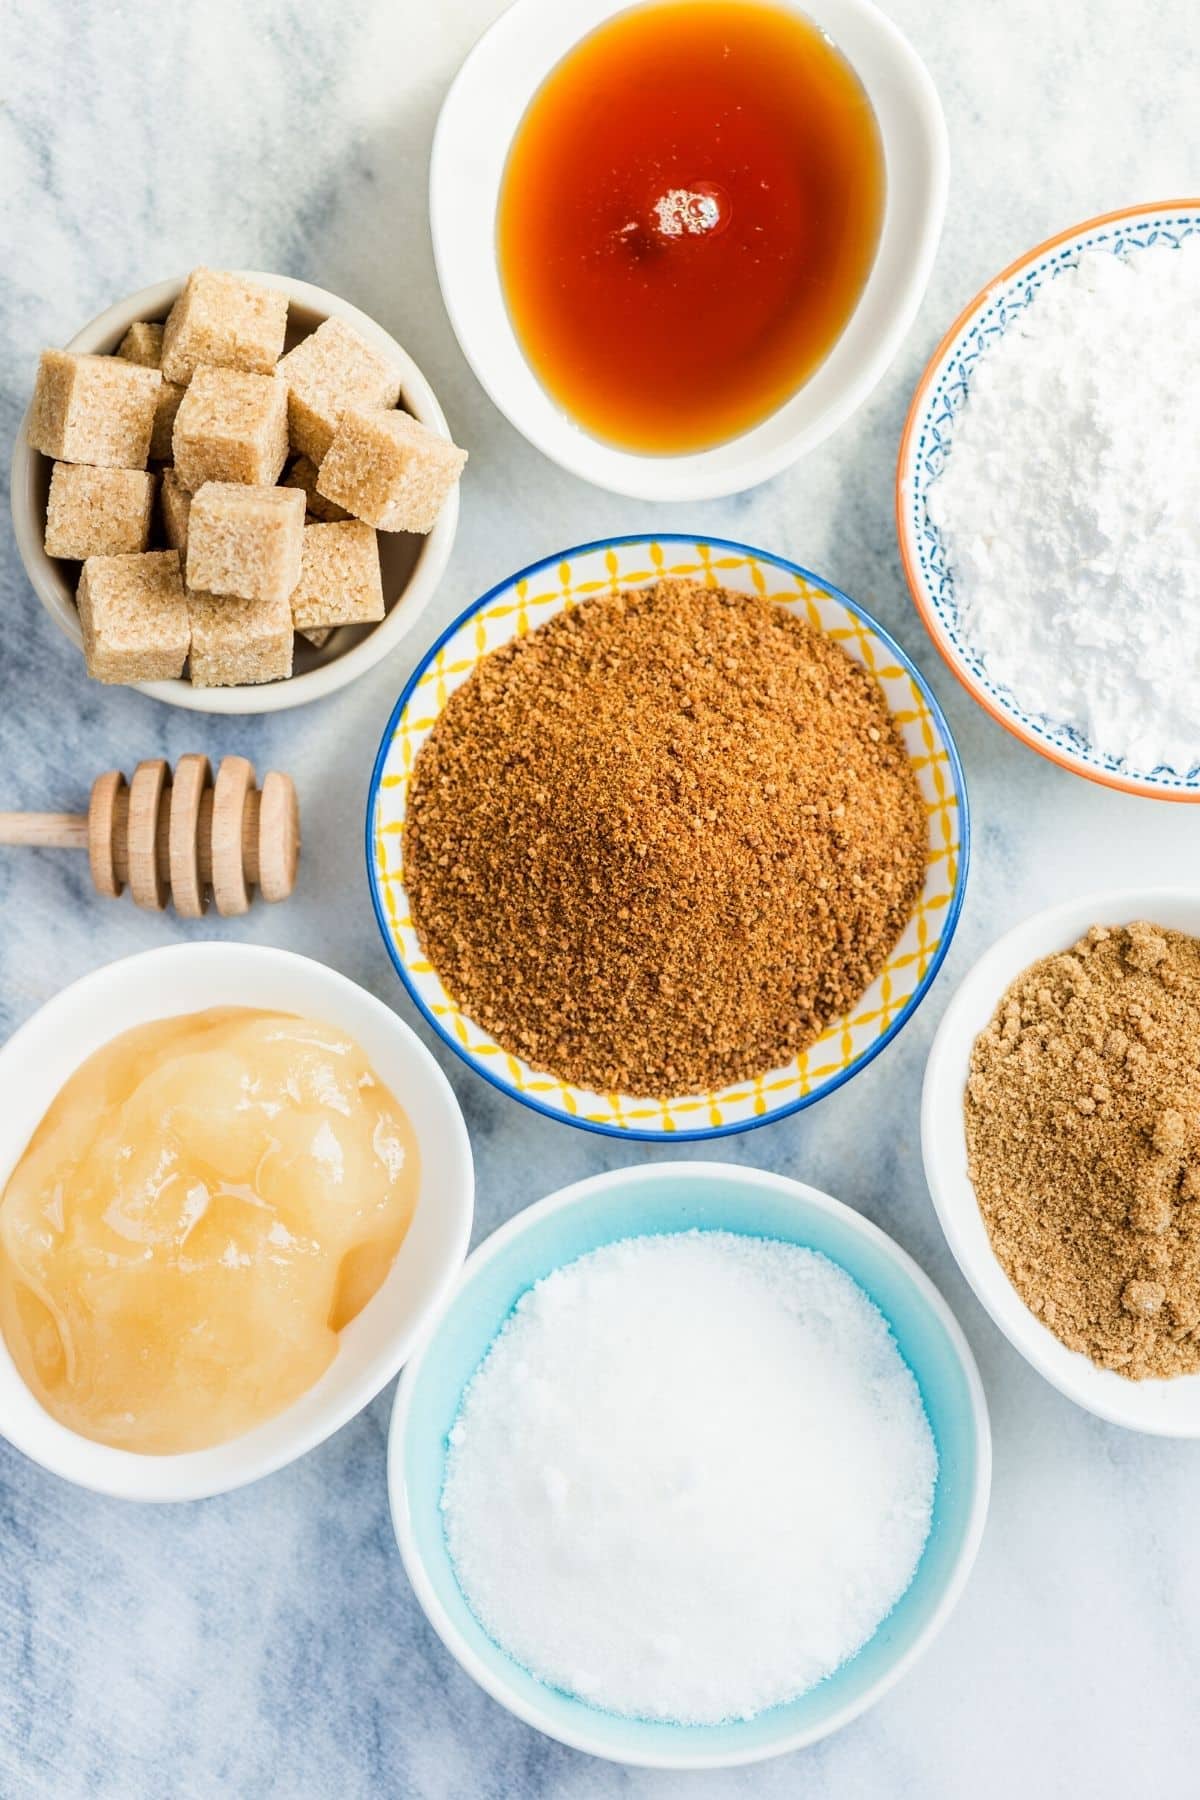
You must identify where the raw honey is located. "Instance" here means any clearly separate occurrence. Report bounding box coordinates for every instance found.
[498,0,885,453]
[0,1009,419,1454]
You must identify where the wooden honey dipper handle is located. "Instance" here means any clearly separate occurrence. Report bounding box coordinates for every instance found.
[0,756,299,918]
[0,812,90,850]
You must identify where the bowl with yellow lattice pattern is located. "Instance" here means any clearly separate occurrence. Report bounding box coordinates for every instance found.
[367,535,968,1141]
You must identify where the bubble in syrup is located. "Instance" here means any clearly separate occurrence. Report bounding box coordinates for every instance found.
[651,182,731,240]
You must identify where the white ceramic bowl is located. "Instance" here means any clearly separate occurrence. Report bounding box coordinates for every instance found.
[923,886,1200,1435]
[0,943,474,1499]
[10,271,460,714]
[389,1162,990,1767]
[431,0,948,500]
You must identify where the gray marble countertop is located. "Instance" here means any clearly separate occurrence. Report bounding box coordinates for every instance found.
[3,2,1199,1795]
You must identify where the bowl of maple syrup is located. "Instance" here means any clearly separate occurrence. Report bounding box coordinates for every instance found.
[432,0,947,500]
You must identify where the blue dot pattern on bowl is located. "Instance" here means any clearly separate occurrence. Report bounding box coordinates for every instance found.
[904,207,1200,792]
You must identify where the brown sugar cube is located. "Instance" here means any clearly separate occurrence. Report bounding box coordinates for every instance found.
[317,408,466,532]
[160,268,288,384]
[77,550,190,683]
[150,379,187,461]
[276,318,403,463]
[187,588,293,687]
[186,481,305,602]
[28,350,161,469]
[172,366,288,490]
[298,626,332,649]
[159,468,192,551]
[290,520,385,632]
[281,453,349,521]
[116,321,164,368]
[45,464,155,559]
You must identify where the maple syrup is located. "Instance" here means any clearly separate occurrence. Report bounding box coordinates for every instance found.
[498,0,885,454]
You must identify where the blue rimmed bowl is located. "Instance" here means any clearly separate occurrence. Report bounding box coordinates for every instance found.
[367,534,969,1140]
[897,199,1200,800]
[388,1162,991,1768]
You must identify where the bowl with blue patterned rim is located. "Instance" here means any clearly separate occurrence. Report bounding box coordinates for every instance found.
[367,534,969,1141]
[897,199,1200,801]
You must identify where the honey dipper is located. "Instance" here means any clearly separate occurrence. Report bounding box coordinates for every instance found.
[0,755,299,918]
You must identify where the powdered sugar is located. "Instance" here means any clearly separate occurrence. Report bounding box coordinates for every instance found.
[440,1230,936,1725]
[928,237,1200,774]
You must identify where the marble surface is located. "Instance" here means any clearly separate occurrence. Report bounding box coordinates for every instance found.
[2,1,1199,1793]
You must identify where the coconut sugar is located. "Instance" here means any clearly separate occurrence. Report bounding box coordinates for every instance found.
[442,1231,936,1725]
[405,579,926,1096]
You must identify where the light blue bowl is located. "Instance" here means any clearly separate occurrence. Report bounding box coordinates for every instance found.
[389,1163,990,1768]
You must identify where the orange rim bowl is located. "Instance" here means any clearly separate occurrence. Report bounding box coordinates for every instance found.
[896,198,1200,802]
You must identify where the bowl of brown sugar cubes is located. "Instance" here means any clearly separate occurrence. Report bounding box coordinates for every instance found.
[11,268,466,712]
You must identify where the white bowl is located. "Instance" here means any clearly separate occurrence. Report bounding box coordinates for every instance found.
[431,0,948,501]
[0,943,474,1499]
[10,271,460,714]
[922,887,1200,1435]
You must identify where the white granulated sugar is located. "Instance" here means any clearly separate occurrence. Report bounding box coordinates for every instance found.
[441,1231,937,1725]
[928,236,1200,773]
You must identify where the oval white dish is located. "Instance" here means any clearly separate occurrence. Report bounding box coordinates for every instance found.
[431,0,948,500]
[0,942,474,1500]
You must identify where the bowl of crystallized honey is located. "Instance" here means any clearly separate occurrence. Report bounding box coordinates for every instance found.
[0,943,473,1501]
[431,0,947,499]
